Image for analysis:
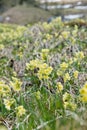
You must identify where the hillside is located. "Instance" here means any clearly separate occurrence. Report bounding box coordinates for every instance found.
[0,18,87,130]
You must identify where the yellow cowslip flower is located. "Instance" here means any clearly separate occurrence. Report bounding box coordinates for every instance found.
[45,34,52,40]
[56,82,63,92]
[41,49,49,60]
[68,58,73,65]
[64,101,77,110]
[83,82,87,88]
[38,64,53,80]
[73,57,77,62]
[43,39,47,43]
[70,103,77,110]
[35,91,41,100]
[13,71,17,77]
[64,73,70,82]
[80,83,87,91]
[41,49,49,53]
[63,92,76,110]
[52,17,63,27]
[64,101,69,109]
[3,85,11,96]
[55,33,58,37]
[72,25,78,37]
[63,92,71,102]
[70,37,76,44]
[72,30,77,37]
[13,42,18,46]
[81,95,87,102]
[57,69,63,76]
[10,77,22,92]
[4,98,15,110]
[73,70,79,79]
[60,62,68,71]
[53,17,62,23]
[16,106,26,117]
[79,88,87,95]
[75,51,84,60]
[59,35,63,40]
[26,59,42,70]
[42,22,52,30]
[79,82,87,102]
[26,59,53,80]
[0,81,11,96]
[61,31,70,39]
[18,51,23,59]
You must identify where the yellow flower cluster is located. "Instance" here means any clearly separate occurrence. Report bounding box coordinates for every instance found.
[42,17,63,31]
[41,49,49,60]
[63,92,71,102]
[16,105,26,117]
[38,63,53,80]
[61,31,70,39]
[26,59,53,80]
[79,82,87,102]
[56,82,63,92]
[0,79,26,118]
[73,70,79,79]
[64,73,70,82]
[4,98,15,110]
[70,37,76,44]
[0,24,26,44]
[60,62,68,71]
[45,34,53,40]
[35,91,41,100]
[42,22,53,31]
[57,70,63,76]
[52,17,63,27]
[10,77,22,92]
[75,51,84,60]
[57,57,80,83]
[63,92,76,110]
[72,25,78,37]
[57,62,71,83]
[0,81,11,97]
[53,17,62,23]
[26,59,42,71]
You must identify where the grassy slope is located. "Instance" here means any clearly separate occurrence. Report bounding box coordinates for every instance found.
[0,19,87,130]
[2,5,51,25]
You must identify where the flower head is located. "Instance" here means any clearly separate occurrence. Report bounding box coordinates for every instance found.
[64,73,70,82]
[60,62,68,71]
[4,98,15,110]
[10,77,22,92]
[73,70,79,79]
[0,81,11,97]
[16,106,26,117]
[56,82,63,92]
[75,51,84,60]
[79,82,87,102]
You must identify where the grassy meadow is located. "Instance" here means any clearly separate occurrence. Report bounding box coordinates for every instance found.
[0,18,87,130]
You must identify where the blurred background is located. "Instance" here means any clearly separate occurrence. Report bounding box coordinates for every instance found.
[0,0,87,25]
